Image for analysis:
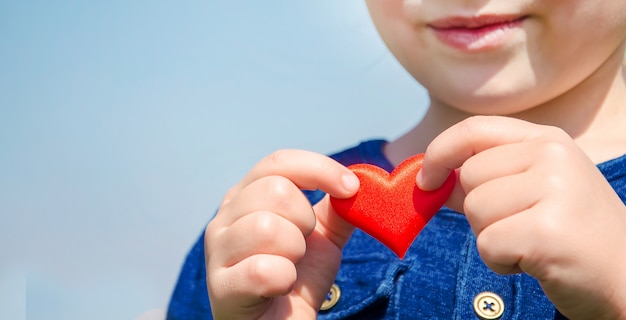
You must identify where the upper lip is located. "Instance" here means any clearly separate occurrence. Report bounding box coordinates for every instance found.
[428,15,526,29]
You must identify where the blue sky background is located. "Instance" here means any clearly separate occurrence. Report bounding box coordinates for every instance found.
[0,1,429,319]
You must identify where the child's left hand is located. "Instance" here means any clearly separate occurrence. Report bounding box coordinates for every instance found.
[417,116,626,320]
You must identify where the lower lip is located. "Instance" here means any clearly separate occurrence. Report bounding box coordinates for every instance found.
[430,18,525,52]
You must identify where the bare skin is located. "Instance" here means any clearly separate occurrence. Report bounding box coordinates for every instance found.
[205,0,626,319]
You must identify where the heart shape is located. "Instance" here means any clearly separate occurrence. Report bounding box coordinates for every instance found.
[330,154,456,258]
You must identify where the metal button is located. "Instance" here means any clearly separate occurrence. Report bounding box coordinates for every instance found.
[473,291,504,320]
[320,283,341,311]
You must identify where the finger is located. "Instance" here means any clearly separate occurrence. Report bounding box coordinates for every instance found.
[215,175,317,235]
[209,254,297,313]
[474,199,561,276]
[463,172,541,236]
[445,141,538,211]
[215,211,307,268]
[441,168,466,212]
[223,149,359,206]
[475,212,528,275]
[418,116,557,190]
[459,141,536,192]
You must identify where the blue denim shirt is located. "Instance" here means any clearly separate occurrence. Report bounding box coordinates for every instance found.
[167,139,626,319]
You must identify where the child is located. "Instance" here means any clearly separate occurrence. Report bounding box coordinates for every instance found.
[167,0,626,319]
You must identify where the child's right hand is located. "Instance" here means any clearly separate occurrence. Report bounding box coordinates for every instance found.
[204,150,360,320]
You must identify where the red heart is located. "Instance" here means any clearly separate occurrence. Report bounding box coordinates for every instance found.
[330,154,456,259]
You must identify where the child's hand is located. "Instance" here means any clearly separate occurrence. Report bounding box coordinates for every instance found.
[204,150,359,320]
[418,116,626,319]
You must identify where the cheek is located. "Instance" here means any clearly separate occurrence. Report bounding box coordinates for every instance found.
[366,0,417,50]
[394,35,541,114]
[418,58,543,114]
[367,0,626,114]
[528,5,626,88]
[393,11,625,114]
[537,1,626,61]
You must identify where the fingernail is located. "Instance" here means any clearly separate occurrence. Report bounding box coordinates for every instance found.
[342,173,360,192]
[416,169,426,190]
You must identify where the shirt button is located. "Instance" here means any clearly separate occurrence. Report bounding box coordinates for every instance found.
[473,291,505,320]
[320,283,341,311]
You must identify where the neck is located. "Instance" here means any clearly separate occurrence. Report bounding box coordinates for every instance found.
[384,102,470,167]
[385,48,626,166]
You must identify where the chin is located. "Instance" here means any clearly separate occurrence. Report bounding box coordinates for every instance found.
[436,87,540,116]
[428,71,542,115]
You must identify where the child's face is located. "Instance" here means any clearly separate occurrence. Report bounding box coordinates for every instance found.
[366,0,626,114]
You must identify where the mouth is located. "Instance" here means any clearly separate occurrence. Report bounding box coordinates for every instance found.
[428,15,528,51]
[429,15,527,30]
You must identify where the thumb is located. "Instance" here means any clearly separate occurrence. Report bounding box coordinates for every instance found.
[290,195,355,312]
[313,196,356,252]
[441,168,466,213]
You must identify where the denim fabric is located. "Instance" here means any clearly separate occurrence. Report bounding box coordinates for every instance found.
[167,229,212,319]
[318,209,554,319]
[167,139,626,319]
